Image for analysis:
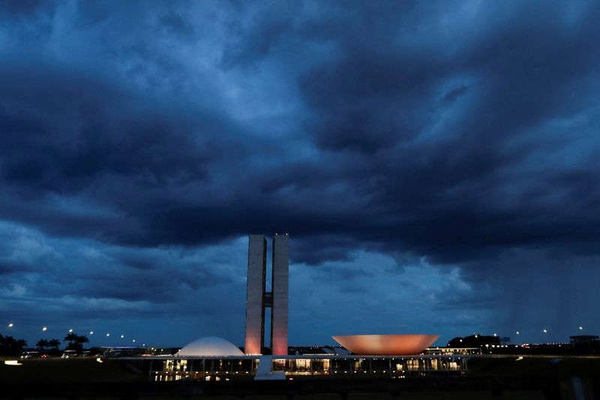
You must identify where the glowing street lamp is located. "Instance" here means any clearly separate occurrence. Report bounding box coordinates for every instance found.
[89,331,94,335]
[42,326,48,332]
[106,333,110,337]
[578,326,583,331]
[7,323,14,328]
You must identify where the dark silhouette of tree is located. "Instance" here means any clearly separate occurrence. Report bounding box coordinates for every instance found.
[37,338,62,356]
[48,339,61,350]
[0,334,27,356]
[36,339,49,350]
[63,332,89,352]
[447,334,500,348]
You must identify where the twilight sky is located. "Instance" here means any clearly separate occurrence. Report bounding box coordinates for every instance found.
[1,1,599,348]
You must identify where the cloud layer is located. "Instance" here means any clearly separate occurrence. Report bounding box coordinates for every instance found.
[1,0,599,346]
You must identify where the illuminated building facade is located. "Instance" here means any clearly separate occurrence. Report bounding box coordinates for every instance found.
[244,234,289,356]
[155,354,468,382]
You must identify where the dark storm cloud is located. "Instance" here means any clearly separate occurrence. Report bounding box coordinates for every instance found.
[0,261,32,275]
[158,11,195,38]
[287,1,600,264]
[1,0,600,344]
[1,0,598,265]
[221,1,303,68]
[0,0,48,15]
[217,0,600,340]
[0,59,255,246]
[0,62,211,189]
[203,0,600,268]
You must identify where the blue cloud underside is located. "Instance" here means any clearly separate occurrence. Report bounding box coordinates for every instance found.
[0,0,599,346]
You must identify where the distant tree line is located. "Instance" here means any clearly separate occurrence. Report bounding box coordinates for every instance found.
[0,332,90,356]
[0,334,27,356]
[447,334,500,348]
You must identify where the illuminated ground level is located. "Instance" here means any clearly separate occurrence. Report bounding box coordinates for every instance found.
[151,354,468,382]
[1,356,598,399]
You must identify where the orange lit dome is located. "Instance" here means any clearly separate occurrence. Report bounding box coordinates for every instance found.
[332,334,439,355]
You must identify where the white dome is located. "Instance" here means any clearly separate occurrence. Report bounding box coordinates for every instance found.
[177,337,244,357]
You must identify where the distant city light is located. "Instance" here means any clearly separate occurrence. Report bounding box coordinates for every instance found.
[120,334,125,339]
[578,326,583,330]
[89,331,94,335]
[493,333,497,337]
[68,328,73,333]
[516,331,520,335]
[106,333,110,337]
[7,323,13,328]
[132,339,136,343]
[542,329,548,333]
[42,327,47,331]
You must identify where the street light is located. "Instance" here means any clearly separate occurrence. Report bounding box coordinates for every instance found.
[42,326,48,332]
[7,323,14,328]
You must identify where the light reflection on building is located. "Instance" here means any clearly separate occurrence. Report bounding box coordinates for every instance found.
[152,355,467,382]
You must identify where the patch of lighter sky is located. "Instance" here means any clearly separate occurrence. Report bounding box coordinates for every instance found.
[60,295,154,313]
[289,249,483,345]
[409,75,481,147]
[561,0,595,28]
[0,283,27,298]
[1,222,64,267]
[506,105,600,171]
[0,233,250,346]
[391,0,482,56]
[45,194,120,219]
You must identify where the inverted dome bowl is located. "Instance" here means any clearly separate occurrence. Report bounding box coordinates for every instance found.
[332,334,440,355]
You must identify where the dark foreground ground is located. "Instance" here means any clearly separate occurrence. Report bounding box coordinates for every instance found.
[0,356,599,399]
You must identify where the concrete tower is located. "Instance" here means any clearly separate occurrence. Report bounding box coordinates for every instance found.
[244,235,267,355]
[270,234,289,356]
[244,234,289,356]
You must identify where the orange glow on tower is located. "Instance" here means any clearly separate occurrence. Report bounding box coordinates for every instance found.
[244,234,289,356]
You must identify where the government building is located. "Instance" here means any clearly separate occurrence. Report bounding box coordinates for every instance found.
[148,234,467,381]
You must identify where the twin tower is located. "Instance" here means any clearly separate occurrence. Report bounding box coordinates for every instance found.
[244,234,289,356]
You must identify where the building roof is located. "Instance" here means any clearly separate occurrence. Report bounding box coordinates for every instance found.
[177,337,244,357]
[332,334,440,355]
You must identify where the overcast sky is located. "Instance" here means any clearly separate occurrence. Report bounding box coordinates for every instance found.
[1,1,599,348]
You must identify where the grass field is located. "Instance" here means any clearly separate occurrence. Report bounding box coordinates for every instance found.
[1,356,598,399]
